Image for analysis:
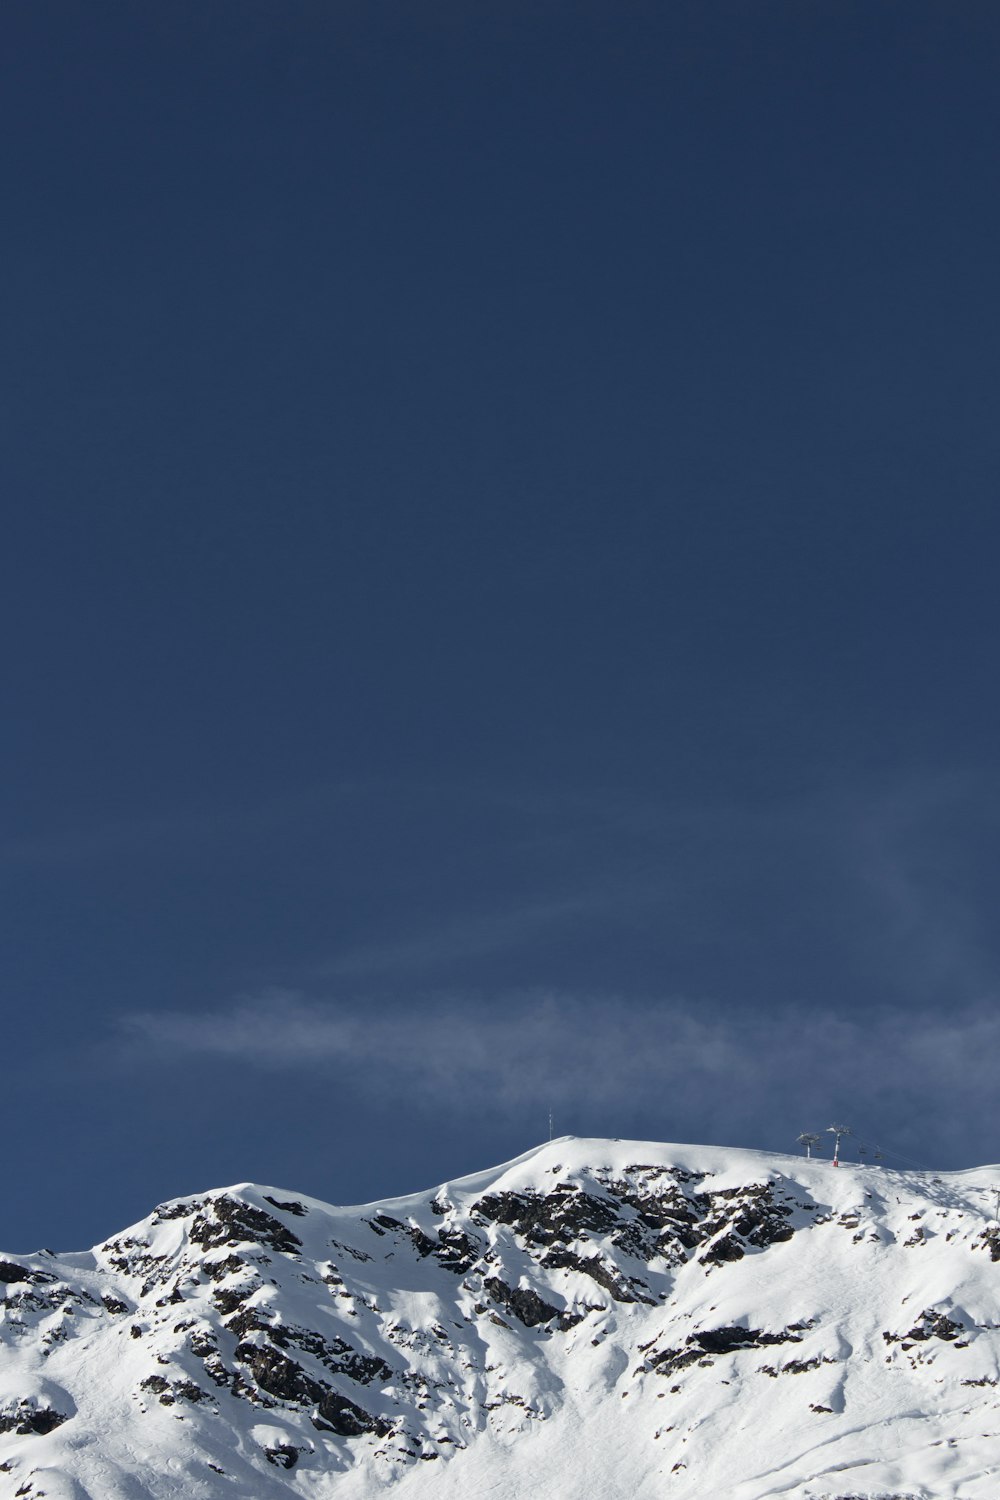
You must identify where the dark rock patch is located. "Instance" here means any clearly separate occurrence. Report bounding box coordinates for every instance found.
[647,1324,806,1377]
[407,1226,440,1259]
[483,1276,562,1329]
[433,1228,481,1274]
[975,1227,1000,1262]
[0,1402,69,1436]
[189,1328,220,1358]
[540,1246,653,1304]
[699,1233,746,1266]
[234,1339,391,1437]
[226,1306,392,1385]
[141,1374,211,1406]
[264,1196,307,1217]
[0,1262,36,1285]
[154,1282,186,1307]
[475,1187,618,1247]
[883,1308,966,1346]
[601,1172,703,1256]
[265,1443,300,1467]
[204,1254,249,1282]
[190,1197,301,1256]
[153,1201,199,1222]
[696,1185,796,1266]
[314,1388,392,1437]
[100,1239,174,1295]
[213,1285,257,1316]
[370,1214,405,1235]
[759,1354,834,1377]
[235,1341,322,1405]
[697,1322,810,1354]
[173,1380,211,1404]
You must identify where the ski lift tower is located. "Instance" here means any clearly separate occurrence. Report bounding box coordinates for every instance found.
[827,1123,852,1167]
[797,1132,821,1159]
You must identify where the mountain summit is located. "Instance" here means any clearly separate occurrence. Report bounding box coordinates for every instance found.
[3,1137,999,1498]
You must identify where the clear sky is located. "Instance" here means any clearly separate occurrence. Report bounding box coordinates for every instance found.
[4,1,1000,1250]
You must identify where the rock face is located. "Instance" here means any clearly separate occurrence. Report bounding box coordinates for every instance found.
[2,1137,1000,1499]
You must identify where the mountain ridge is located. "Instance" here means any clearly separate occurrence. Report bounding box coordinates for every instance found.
[3,1137,1000,1499]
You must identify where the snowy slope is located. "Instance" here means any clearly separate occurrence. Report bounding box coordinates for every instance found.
[3,1137,1000,1499]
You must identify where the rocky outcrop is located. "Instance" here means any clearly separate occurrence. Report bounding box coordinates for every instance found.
[482,1276,563,1329]
[644,1322,808,1378]
[882,1308,967,1346]
[189,1196,303,1255]
[0,1402,68,1437]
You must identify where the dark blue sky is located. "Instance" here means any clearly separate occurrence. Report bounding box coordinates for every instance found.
[5,2,1000,1249]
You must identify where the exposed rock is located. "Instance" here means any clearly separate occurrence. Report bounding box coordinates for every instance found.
[315,1388,392,1438]
[975,1226,1000,1262]
[233,1339,391,1437]
[139,1372,210,1407]
[540,1246,653,1304]
[213,1285,257,1316]
[190,1197,302,1255]
[646,1324,806,1377]
[0,1263,36,1285]
[264,1442,300,1467]
[225,1305,392,1385]
[475,1187,619,1246]
[759,1354,835,1376]
[0,1402,69,1436]
[483,1276,563,1329]
[152,1201,200,1223]
[883,1308,966,1345]
[433,1227,482,1274]
[263,1196,307,1217]
[697,1185,796,1265]
[203,1254,250,1282]
[174,1380,211,1404]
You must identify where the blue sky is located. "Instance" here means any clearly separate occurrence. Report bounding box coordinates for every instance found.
[4,1,1000,1249]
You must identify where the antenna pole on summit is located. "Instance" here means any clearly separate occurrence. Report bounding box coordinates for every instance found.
[549,1111,553,1143]
[827,1123,852,1167]
[797,1132,821,1159]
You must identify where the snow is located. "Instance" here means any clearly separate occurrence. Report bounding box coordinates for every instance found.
[3,1137,1000,1498]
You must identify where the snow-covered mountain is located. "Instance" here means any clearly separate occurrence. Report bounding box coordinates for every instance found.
[3,1137,1000,1499]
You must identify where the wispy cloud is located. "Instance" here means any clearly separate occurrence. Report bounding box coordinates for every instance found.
[117,988,1000,1165]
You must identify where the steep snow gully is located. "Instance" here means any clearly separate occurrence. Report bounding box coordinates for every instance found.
[3,1138,1000,1498]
